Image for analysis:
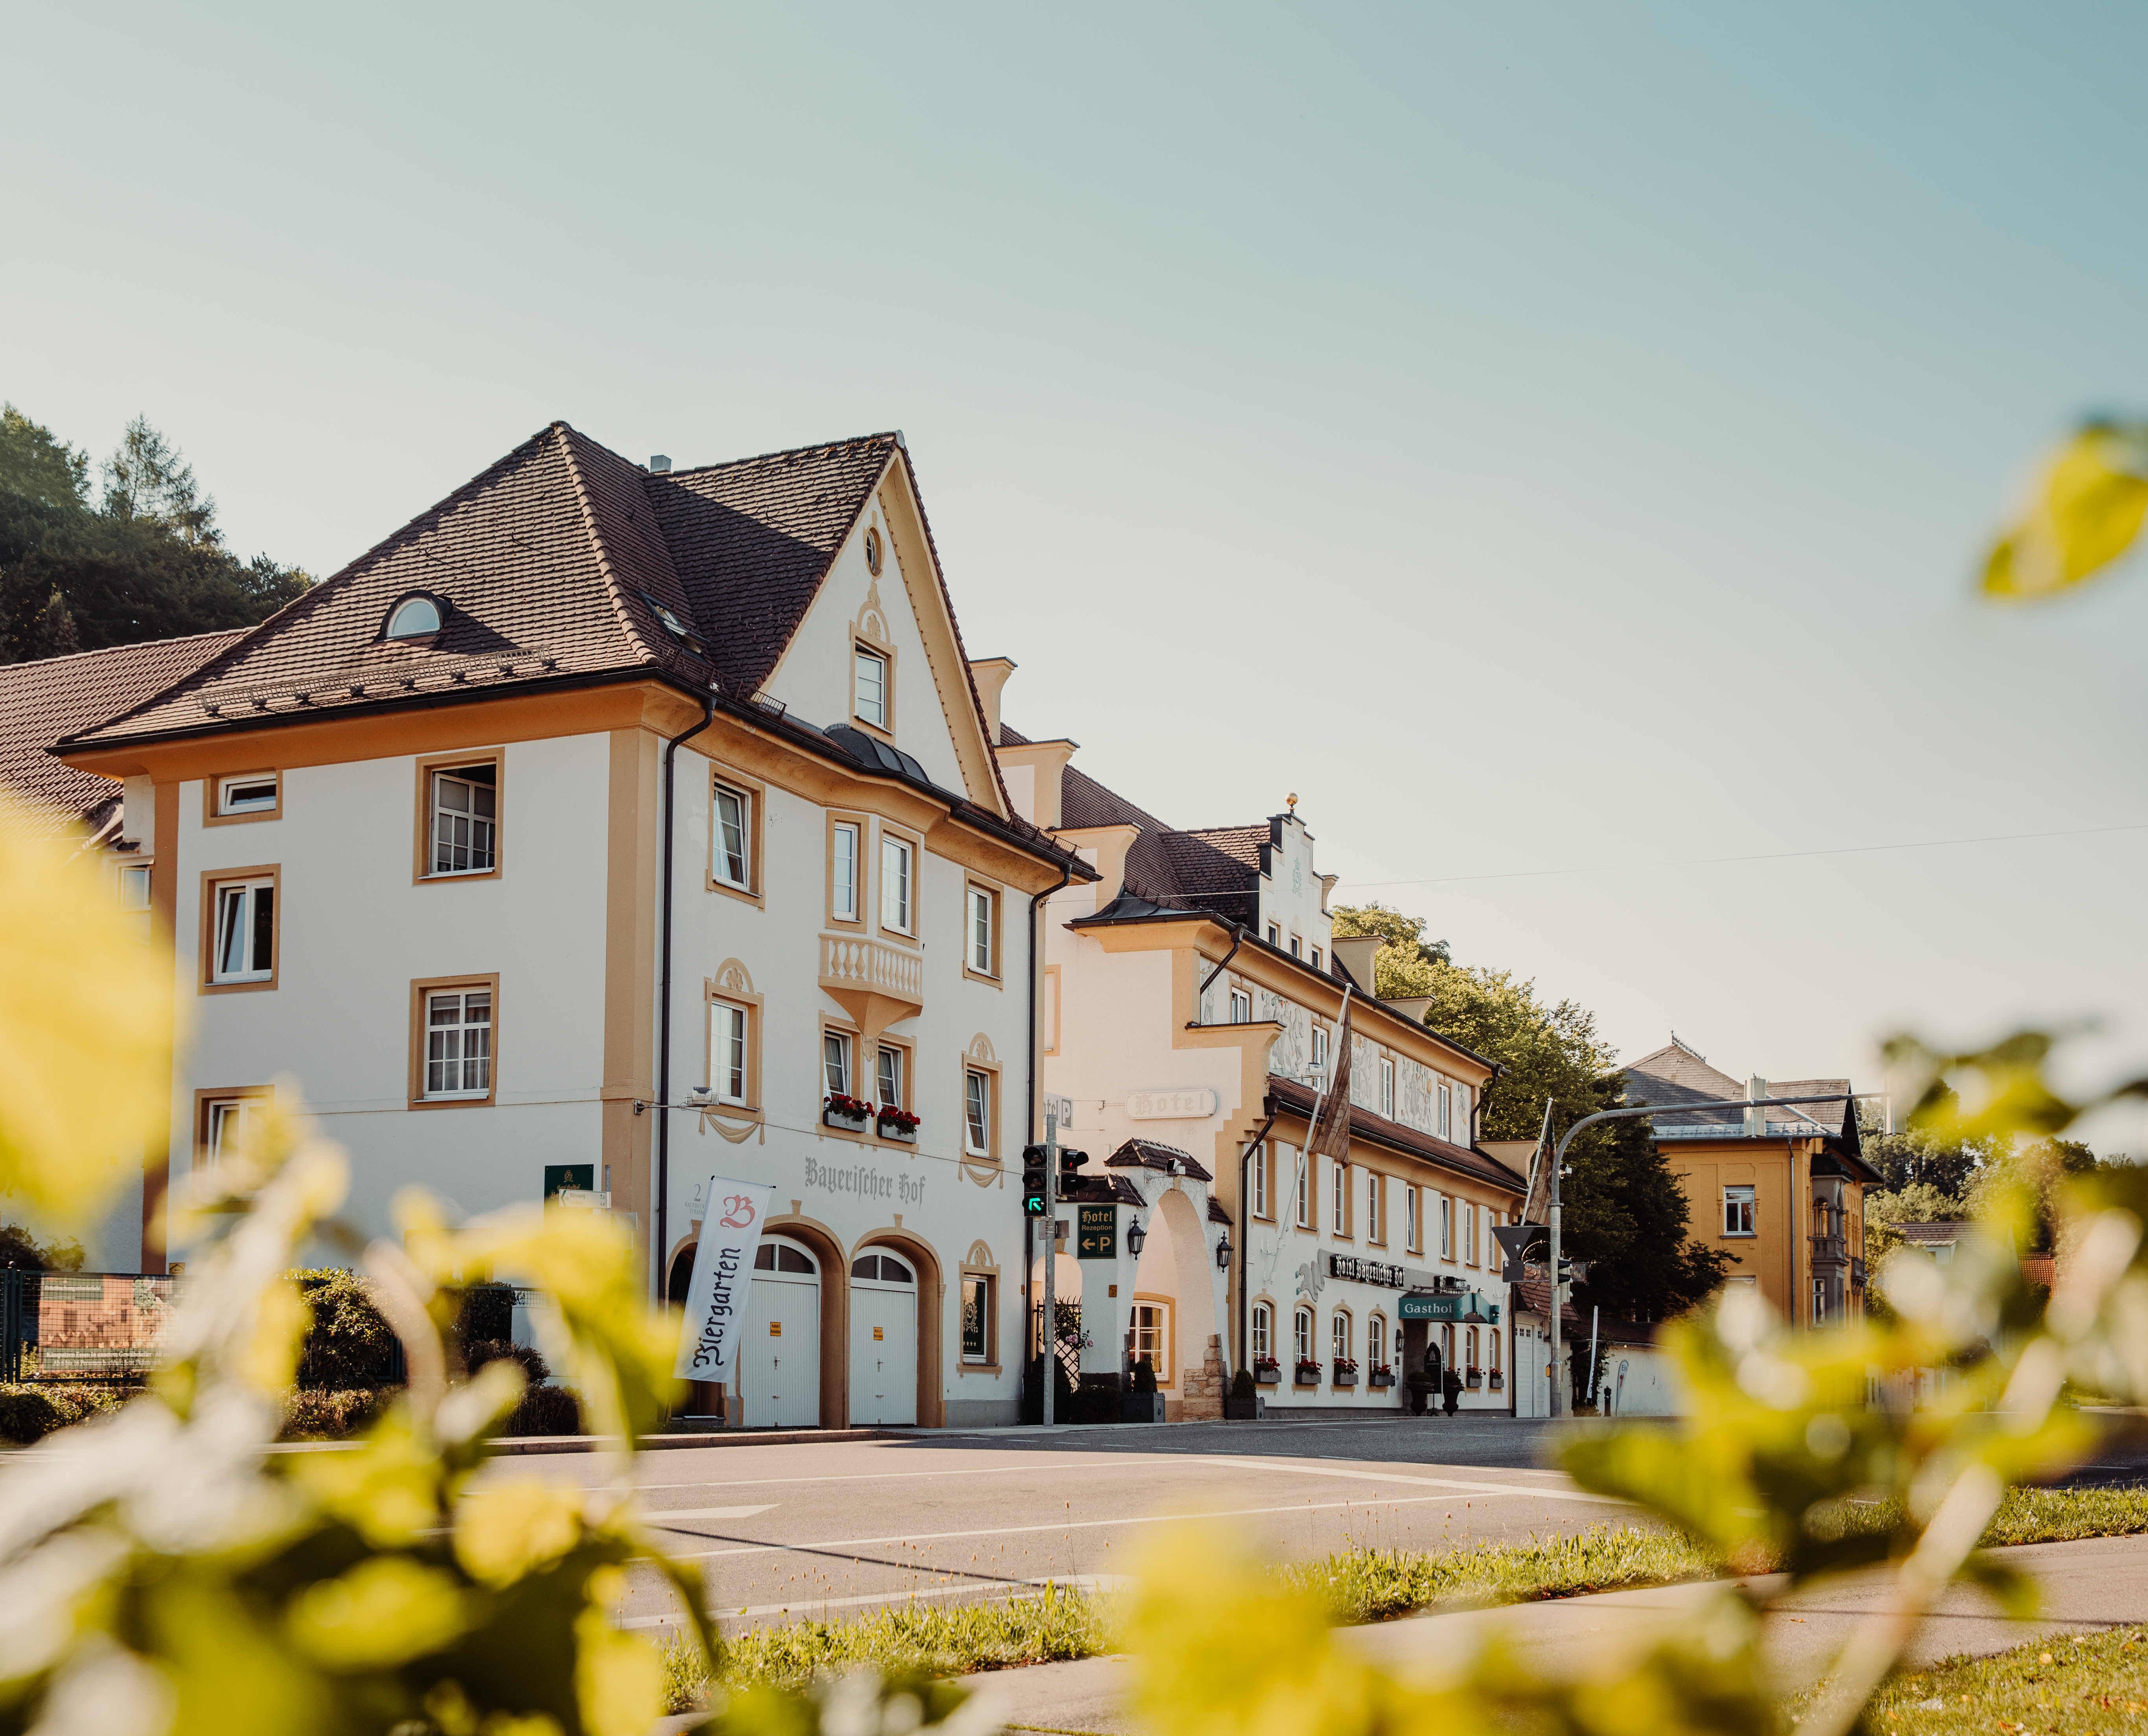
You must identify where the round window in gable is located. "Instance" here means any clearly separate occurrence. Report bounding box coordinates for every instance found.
[864,526,883,576]
[383,594,444,640]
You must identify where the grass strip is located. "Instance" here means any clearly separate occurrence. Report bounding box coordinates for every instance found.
[1793,1624,2148,1734]
[658,1485,2148,1712]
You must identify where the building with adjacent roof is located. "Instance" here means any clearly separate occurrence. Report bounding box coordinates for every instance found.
[43,420,1093,1428]
[1623,1037,1880,1331]
[985,688,1526,1418]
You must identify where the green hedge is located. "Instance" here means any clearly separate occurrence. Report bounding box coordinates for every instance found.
[0,1383,127,1443]
[0,1380,583,1445]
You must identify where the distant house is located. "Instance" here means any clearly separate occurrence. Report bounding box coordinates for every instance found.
[1624,1037,1881,1330]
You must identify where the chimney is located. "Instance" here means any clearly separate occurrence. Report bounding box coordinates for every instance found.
[648,454,672,474]
[968,657,1016,745]
[1331,934,1381,991]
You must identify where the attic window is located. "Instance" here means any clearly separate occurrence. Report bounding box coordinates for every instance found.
[640,593,701,650]
[864,526,883,576]
[384,595,443,640]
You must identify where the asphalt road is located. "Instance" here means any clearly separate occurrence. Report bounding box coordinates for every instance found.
[501,1416,1640,1633]
[495,1412,2148,1634]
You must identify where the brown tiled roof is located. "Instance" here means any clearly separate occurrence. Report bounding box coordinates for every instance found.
[1014,721,1265,926]
[1104,1139,1214,1182]
[0,632,241,835]
[1062,1174,1145,1207]
[1265,1074,1525,1195]
[63,425,907,752]
[1207,1196,1234,1226]
[1623,1041,1864,1153]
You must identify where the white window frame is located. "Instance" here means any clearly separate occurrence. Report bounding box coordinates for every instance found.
[967,885,995,975]
[854,646,889,729]
[1366,1172,1381,1242]
[710,1000,749,1106]
[1295,1150,1311,1228]
[1252,1303,1273,1362]
[1250,1142,1268,1219]
[1378,1056,1395,1118]
[1331,1160,1348,1233]
[1436,1081,1452,1141]
[1331,1311,1350,1361]
[1294,1308,1312,1364]
[880,836,913,934]
[118,862,151,913]
[1266,921,1281,945]
[1368,1313,1386,1370]
[1311,946,1323,971]
[831,822,860,921]
[217,773,279,817]
[712,782,752,890]
[204,1096,259,1168]
[1312,1026,1329,1079]
[823,1030,852,1098]
[428,763,497,877]
[423,988,493,1100]
[1288,933,1301,958]
[1465,1201,1479,1266]
[1131,1300,1171,1376]
[964,1067,991,1155]
[1230,988,1252,1024]
[1405,1186,1420,1252]
[1439,1194,1452,1260]
[210,878,274,983]
[1724,1185,1757,1237]
[877,1044,905,1111]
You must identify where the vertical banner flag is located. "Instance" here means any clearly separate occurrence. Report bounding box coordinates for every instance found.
[674,1173,776,1383]
[1308,985,1356,1160]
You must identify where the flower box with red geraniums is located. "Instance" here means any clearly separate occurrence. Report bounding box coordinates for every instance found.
[1332,1357,1360,1387]
[1294,1360,1323,1385]
[1465,1366,1484,1389]
[1368,1363,1396,1388]
[1488,1370,1504,1390]
[876,1106,920,1143]
[1253,1355,1282,1385]
[823,1094,873,1131]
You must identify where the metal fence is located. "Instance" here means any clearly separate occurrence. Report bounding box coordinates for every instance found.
[2,1270,182,1384]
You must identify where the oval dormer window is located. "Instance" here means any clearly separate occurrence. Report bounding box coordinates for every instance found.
[385,594,443,640]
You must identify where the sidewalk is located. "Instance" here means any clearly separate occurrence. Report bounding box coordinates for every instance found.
[963,1531,2148,1734]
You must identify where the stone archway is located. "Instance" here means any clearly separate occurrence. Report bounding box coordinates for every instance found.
[762,1214,850,1429]
[1133,1188,1222,1419]
[852,1227,945,1427]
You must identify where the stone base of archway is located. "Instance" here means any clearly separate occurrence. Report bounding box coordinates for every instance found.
[1177,1332,1228,1420]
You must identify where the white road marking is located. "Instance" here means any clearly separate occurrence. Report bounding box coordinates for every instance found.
[661,1488,1604,1562]
[1189,1457,1627,1506]
[621,1574,1136,1628]
[563,1460,1105,1494]
[647,1505,778,1524]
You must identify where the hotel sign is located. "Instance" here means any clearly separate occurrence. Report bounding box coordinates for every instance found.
[1128,1088,1217,1120]
[1077,1204,1117,1260]
[1328,1254,1405,1288]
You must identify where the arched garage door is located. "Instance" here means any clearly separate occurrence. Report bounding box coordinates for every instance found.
[741,1235,820,1428]
[849,1251,917,1425]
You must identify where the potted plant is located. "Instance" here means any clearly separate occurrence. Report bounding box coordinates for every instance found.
[1253,1354,1281,1386]
[1225,1367,1264,1421]
[822,1092,872,1132]
[1294,1359,1323,1385]
[1465,1365,1483,1389]
[1405,1369,1438,1415]
[1488,1369,1504,1390]
[1124,1355,1165,1424]
[1368,1362,1395,1389]
[1332,1357,1360,1388]
[875,1105,920,1143]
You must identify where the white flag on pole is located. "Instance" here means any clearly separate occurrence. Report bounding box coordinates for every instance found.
[673,1173,776,1383]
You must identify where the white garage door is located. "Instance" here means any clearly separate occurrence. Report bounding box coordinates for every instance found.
[740,1236,820,1428]
[1515,1325,1548,1420]
[849,1251,918,1426]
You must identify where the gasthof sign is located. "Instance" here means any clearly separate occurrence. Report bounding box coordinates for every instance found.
[1077,1203,1117,1260]
[1327,1253,1406,1288]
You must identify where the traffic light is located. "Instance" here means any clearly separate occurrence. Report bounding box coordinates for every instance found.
[1058,1148,1090,1194]
[1020,1144,1048,1217]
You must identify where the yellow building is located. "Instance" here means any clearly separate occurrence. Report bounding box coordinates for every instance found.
[1624,1039,1879,1328]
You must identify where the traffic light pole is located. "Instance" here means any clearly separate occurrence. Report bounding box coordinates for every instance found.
[1042,1110,1058,1427]
[1543,1090,1878,1418]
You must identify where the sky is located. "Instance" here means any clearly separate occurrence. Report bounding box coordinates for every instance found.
[7,4,2146,1149]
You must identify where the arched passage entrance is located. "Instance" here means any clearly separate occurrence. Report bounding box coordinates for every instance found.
[1130,1189,1220,1417]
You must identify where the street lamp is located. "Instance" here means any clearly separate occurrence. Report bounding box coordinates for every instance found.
[1215,1230,1232,1271]
[1126,1218,1147,1258]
